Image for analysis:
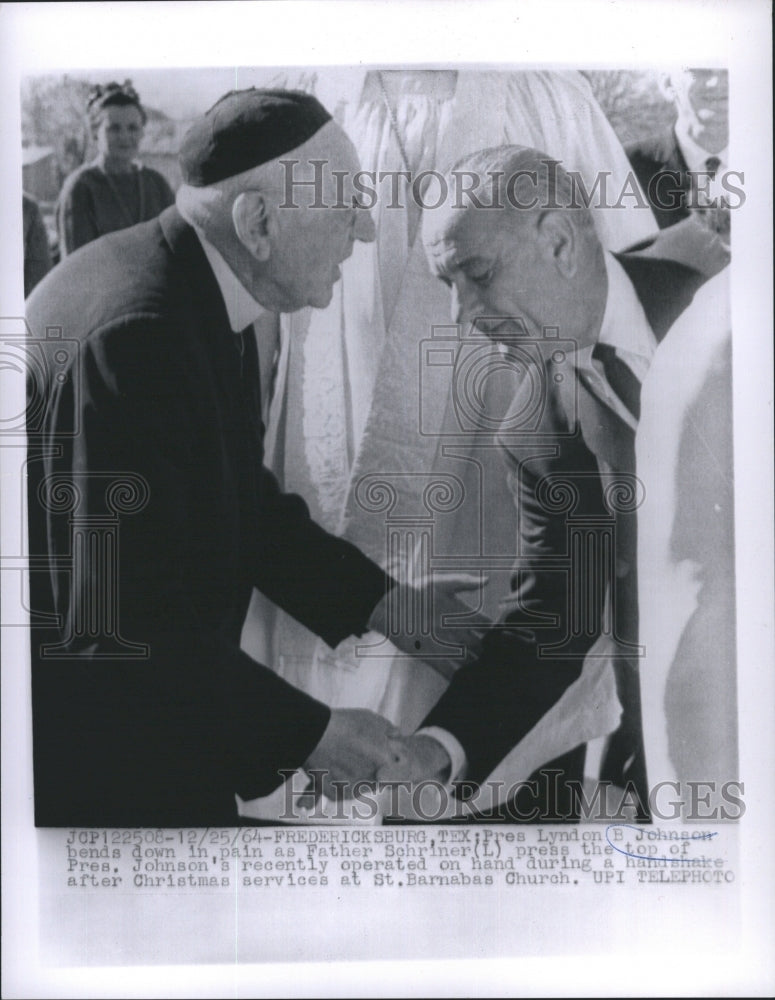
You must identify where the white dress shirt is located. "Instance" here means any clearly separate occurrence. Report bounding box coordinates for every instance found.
[575,252,657,431]
[177,208,281,420]
[197,233,282,425]
[197,235,268,333]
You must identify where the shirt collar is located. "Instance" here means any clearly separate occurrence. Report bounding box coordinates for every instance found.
[572,254,656,431]
[195,231,267,333]
[595,252,657,364]
[674,119,728,175]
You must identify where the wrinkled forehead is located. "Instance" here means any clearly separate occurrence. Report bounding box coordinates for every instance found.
[422,200,505,269]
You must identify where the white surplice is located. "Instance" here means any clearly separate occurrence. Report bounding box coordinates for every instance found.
[635,269,737,792]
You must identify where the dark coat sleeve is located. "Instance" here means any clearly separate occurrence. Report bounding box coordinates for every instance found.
[30,314,355,819]
[249,465,391,649]
[424,390,605,781]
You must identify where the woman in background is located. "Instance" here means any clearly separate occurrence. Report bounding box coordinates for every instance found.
[56,80,174,257]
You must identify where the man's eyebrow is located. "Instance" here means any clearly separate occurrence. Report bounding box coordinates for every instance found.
[443,254,491,276]
[428,249,457,274]
[428,250,485,276]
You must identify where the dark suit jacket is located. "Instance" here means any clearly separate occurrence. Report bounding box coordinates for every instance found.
[626,129,692,230]
[26,207,389,827]
[425,231,726,804]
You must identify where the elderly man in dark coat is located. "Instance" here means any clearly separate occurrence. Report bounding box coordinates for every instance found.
[26,89,483,827]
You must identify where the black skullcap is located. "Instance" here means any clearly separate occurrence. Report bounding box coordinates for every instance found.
[179,88,332,187]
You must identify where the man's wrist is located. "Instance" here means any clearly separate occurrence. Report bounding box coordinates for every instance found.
[414,726,467,783]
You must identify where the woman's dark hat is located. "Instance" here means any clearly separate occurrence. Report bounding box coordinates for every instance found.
[179,88,332,187]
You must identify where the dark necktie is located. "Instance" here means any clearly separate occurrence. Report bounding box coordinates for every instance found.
[591,343,642,421]
[591,344,648,816]
[236,324,263,422]
[695,155,730,243]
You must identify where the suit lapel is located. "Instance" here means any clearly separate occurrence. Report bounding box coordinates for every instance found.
[159,209,257,391]
[570,243,708,472]
[574,370,635,474]
[158,206,265,470]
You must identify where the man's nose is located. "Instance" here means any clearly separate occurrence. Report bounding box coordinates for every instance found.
[353,209,376,244]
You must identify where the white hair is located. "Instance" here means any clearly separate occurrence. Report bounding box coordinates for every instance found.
[176,159,285,246]
[175,118,348,248]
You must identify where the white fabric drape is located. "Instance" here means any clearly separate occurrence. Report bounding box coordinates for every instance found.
[242,69,659,734]
[635,270,736,792]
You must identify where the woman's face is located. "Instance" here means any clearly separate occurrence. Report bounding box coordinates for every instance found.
[94,104,144,165]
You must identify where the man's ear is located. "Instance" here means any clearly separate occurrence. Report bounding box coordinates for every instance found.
[536,210,578,278]
[232,190,276,262]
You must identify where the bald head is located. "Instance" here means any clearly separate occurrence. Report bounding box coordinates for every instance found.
[422,145,606,347]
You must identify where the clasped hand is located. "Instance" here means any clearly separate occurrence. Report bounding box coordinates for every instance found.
[304,709,451,801]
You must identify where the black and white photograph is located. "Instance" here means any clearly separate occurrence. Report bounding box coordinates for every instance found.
[2,1,773,996]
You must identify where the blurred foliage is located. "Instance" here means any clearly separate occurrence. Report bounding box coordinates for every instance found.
[21,75,93,176]
[582,70,676,146]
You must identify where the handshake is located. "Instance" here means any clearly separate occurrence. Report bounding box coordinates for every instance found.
[302,571,491,800]
[304,708,454,800]
[288,571,492,806]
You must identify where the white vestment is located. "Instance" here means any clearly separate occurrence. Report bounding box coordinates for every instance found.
[635,269,737,792]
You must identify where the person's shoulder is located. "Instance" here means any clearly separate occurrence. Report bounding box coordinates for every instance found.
[27,218,172,333]
[141,164,171,183]
[57,162,103,201]
[140,165,175,194]
[620,217,730,281]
